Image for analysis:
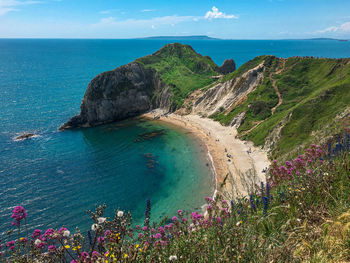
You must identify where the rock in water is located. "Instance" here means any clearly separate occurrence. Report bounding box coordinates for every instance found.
[216,59,236,75]
[15,133,36,141]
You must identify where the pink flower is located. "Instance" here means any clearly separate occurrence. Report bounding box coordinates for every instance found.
[11,206,26,226]
[32,229,41,238]
[97,236,104,243]
[182,217,187,222]
[177,210,183,215]
[48,245,56,252]
[142,226,148,231]
[44,228,55,239]
[6,241,15,247]
[138,233,144,240]
[136,225,141,230]
[172,216,178,222]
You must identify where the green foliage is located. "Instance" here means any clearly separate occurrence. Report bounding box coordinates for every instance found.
[136,43,218,108]
[213,55,350,160]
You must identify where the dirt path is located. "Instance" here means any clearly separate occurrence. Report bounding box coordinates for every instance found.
[271,59,285,115]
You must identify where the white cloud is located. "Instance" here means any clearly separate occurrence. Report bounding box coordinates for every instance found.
[205,6,238,20]
[317,22,350,33]
[0,0,41,15]
[141,9,155,12]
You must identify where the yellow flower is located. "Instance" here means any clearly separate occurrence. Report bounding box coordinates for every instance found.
[124,253,128,258]
[64,245,70,249]
[136,244,139,249]
[139,249,143,252]
[72,246,81,251]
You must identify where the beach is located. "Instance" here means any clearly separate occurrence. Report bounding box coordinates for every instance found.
[143,109,270,200]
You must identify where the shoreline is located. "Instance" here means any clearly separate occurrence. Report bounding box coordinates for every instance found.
[142,109,270,200]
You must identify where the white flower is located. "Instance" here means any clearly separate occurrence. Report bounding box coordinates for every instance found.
[117,211,124,217]
[91,223,99,231]
[236,221,242,226]
[296,218,302,222]
[97,217,106,224]
[169,255,178,261]
[63,230,70,237]
[34,239,41,246]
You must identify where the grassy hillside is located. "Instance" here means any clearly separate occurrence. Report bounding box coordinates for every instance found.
[211,56,350,160]
[136,43,218,108]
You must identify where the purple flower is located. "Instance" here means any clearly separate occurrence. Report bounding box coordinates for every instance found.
[172,216,178,222]
[48,245,56,252]
[11,206,26,220]
[177,210,183,215]
[6,241,15,247]
[104,230,111,237]
[138,233,144,240]
[44,228,55,239]
[136,225,141,230]
[97,236,104,243]
[142,226,148,231]
[182,217,187,222]
[81,251,89,259]
[32,229,41,238]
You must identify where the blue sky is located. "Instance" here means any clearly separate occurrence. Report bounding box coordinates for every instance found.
[0,0,349,39]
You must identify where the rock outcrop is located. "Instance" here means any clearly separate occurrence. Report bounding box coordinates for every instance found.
[60,63,172,129]
[216,59,236,75]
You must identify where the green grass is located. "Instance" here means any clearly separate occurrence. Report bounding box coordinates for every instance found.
[212,56,350,160]
[136,43,218,108]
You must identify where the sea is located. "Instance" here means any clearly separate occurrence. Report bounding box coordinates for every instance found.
[0,39,349,235]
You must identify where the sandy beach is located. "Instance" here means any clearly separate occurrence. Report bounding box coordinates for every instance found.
[143,109,270,200]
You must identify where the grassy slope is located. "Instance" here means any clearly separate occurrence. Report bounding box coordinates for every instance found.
[212,56,350,160]
[136,43,218,108]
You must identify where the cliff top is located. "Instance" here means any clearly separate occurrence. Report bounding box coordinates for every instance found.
[136,43,219,107]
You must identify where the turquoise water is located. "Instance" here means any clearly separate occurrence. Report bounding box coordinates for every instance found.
[1,39,349,234]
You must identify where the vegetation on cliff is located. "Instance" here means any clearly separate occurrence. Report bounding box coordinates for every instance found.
[136,43,218,108]
[2,133,350,262]
[211,56,350,160]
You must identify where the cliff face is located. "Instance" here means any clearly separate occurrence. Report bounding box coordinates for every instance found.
[60,63,172,129]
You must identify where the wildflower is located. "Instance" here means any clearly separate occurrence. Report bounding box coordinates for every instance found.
[63,230,70,237]
[32,229,41,238]
[117,211,124,217]
[172,216,178,222]
[104,230,111,237]
[34,239,41,246]
[64,245,70,249]
[142,226,148,231]
[91,223,99,231]
[48,245,56,252]
[19,237,28,243]
[97,217,106,224]
[136,225,141,230]
[11,206,27,225]
[72,246,81,251]
[182,217,187,222]
[124,253,128,258]
[263,196,269,216]
[138,233,144,240]
[236,221,242,227]
[216,217,222,224]
[98,236,105,243]
[177,209,183,215]
[44,228,55,239]
[169,255,178,261]
[6,241,15,247]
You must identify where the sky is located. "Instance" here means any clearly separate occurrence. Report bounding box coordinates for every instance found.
[0,0,350,39]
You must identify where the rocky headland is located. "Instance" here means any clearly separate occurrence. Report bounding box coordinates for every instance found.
[61,43,350,197]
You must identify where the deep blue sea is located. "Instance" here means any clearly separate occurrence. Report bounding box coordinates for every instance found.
[1,39,349,235]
